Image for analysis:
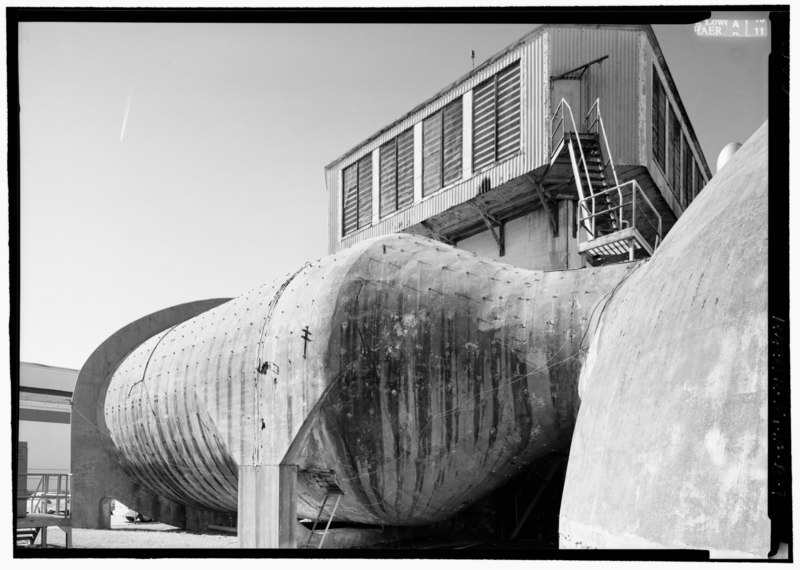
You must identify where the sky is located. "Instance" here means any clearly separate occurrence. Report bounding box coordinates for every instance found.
[17,12,773,372]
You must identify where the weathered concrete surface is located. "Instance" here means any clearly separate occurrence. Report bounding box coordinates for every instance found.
[559,122,769,557]
[100,233,636,542]
[71,298,232,530]
[457,201,583,270]
[291,241,634,526]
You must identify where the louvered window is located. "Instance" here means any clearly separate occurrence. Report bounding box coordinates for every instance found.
[379,129,414,217]
[670,110,682,197]
[423,98,463,197]
[652,67,667,172]
[472,61,521,172]
[694,162,705,200]
[681,135,692,208]
[342,154,373,236]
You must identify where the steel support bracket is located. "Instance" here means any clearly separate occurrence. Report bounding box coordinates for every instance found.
[469,201,505,257]
[527,174,559,236]
[419,220,455,246]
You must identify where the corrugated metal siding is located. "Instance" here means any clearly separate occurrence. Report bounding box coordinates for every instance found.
[550,26,642,165]
[328,32,548,253]
[645,41,710,215]
[326,168,337,250]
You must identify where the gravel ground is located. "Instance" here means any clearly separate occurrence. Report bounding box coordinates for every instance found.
[31,524,239,549]
[24,507,239,550]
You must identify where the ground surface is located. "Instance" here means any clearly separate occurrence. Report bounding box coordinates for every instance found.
[22,506,238,549]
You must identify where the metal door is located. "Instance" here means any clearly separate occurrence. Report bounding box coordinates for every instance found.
[551,79,583,132]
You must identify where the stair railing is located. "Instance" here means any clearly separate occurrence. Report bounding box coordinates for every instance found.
[585,99,620,188]
[551,98,597,236]
[550,99,566,161]
[21,473,71,518]
[585,99,623,235]
[578,180,663,254]
[27,475,44,514]
[631,182,663,251]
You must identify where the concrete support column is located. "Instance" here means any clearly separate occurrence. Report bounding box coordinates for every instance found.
[238,464,298,548]
[70,299,229,530]
[561,199,584,269]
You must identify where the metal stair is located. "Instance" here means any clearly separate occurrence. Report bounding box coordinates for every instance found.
[15,527,40,547]
[303,469,344,549]
[546,98,662,264]
[570,132,619,236]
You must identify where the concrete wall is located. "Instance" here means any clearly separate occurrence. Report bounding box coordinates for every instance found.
[71,298,233,530]
[456,201,583,271]
[94,233,637,546]
[559,123,769,557]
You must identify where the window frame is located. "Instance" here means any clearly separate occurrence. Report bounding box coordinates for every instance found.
[379,128,415,218]
[669,108,682,200]
[341,154,373,237]
[472,60,522,173]
[652,66,667,173]
[681,134,692,209]
[422,97,463,197]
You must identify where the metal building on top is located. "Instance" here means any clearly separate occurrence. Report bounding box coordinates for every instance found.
[325,24,712,269]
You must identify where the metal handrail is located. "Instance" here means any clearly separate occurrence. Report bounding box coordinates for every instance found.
[19,473,71,518]
[578,181,628,233]
[578,180,663,253]
[551,98,596,231]
[585,99,620,188]
[28,475,45,514]
[550,100,566,158]
[585,99,622,238]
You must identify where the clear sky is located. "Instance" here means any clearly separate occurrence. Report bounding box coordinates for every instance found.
[18,14,771,371]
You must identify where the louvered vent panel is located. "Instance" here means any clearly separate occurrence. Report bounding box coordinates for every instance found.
[670,111,682,196]
[681,135,691,209]
[652,68,666,171]
[357,154,372,229]
[496,62,521,161]
[396,129,415,210]
[472,77,496,171]
[442,97,463,186]
[342,163,359,236]
[422,110,443,197]
[379,138,397,217]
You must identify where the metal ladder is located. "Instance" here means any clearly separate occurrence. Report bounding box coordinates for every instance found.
[15,527,40,547]
[304,469,344,549]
